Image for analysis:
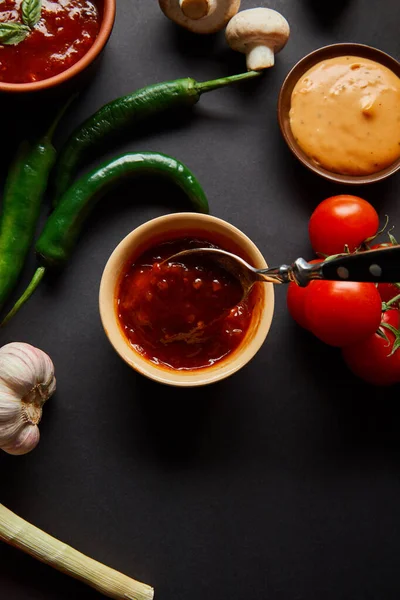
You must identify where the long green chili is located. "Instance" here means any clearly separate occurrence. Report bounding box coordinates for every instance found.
[2,151,209,325]
[52,71,261,201]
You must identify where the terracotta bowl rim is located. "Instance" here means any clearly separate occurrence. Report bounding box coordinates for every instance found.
[277,42,400,185]
[98,212,275,388]
[0,0,116,93]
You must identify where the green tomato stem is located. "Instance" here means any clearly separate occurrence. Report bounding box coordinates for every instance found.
[383,292,400,311]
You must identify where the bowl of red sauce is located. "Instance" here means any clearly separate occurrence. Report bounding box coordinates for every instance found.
[0,0,116,92]
[99,213,275,387]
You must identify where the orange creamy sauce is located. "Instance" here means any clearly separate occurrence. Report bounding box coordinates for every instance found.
[289,56,400,175]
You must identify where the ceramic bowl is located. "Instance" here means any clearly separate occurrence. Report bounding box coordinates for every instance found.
[277,43,400,185]
[0,0,116,94]
[99,213,275,387]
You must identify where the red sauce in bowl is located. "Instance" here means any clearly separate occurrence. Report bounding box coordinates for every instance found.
[116,236,257,371]
[0,0,100,84]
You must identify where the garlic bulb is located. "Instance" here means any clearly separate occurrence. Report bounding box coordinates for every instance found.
[0,342,56,456]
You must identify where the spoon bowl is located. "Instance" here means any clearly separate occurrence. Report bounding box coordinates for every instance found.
[162,247,287,302]
[165,245,400,308]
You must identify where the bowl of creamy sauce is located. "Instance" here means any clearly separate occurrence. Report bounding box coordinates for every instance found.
[278,43,400,184]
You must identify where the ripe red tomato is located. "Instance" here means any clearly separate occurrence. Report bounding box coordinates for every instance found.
[342,309,400,386]
[286,259,322,330]
[370,242,400,305]
[309,195,379,256]
[377,282,400,304]
[304,280,382,347]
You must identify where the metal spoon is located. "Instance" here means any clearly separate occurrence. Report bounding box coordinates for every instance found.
[164,245,400,301]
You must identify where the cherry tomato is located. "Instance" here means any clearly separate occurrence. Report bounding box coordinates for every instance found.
[304,281,382,347]
[370,242,400,305]
[286,259,322,330]
[309,195,379,256]
[342,309,400,386]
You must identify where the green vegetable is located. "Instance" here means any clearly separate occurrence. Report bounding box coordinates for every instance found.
[2,151,209,325]
[22,0,42,28]
[0,0,41,45]
[0,22,30,45]
[52,70,261,201]
[0,98,74,314]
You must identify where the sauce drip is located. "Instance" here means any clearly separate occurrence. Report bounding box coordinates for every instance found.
[0,0,100,84]
[116,237,257,371]
[289,56,400,175]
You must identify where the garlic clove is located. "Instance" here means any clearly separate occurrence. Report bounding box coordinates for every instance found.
[0,413,25,448]
[1,423,40,456]
[0,342,56,456]
[0,390,21,423]
[0,343,54,398]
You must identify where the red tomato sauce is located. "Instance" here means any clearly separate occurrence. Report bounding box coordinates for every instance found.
[0,0,100,84]
[116,237,257,371]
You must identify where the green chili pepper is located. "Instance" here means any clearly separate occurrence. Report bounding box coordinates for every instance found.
[1,151,209,325]
[0,96,75,313]
[52,70,261,201]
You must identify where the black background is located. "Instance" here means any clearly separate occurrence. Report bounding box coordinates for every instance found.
[1,0,400,599]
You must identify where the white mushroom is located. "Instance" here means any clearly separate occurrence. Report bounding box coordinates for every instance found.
[159,0,241,34]
[225,8,290,70]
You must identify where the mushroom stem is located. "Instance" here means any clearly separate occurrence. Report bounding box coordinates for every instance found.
[246,45,275,70]
[179,0,215,19]
[225,8,290,71]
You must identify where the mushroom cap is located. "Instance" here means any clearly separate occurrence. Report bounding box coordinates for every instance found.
[159,0,241,34]
[225,7,290,53]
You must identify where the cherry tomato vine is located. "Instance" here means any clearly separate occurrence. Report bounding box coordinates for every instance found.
[287,194,400,387]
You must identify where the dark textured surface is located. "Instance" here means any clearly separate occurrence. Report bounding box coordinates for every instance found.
[1,1,400,599]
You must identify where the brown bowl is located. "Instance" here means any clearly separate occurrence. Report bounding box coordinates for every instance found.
[278,43,400,185]
[0,0,116,94]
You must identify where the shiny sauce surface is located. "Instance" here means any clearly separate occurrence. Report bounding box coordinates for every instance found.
[0,0,100,83]
[116,237,257,371]
[289,56,400,175]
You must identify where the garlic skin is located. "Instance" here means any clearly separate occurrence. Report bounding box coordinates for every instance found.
[0,343,56,456]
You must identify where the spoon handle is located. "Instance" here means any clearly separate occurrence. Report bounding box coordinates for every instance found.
[316,246,400,284]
